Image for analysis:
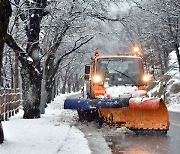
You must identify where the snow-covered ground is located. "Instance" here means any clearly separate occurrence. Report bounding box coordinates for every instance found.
[148,51,180,112]
[0,92,91,154]
[165,51,180,112]
[0,51,179,153]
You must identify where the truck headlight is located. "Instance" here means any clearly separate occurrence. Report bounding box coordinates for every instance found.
[93,75,103,83]
[142,74,150,83]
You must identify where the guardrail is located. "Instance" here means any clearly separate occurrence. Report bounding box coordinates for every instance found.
[0,89,21,121]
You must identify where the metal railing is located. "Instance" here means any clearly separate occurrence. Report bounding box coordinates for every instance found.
[0,89,21,121]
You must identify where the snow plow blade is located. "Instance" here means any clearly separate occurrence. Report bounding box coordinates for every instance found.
[99,98,170,131]
[64,98,129,110]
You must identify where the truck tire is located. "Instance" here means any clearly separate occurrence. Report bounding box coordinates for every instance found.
[77,110,86,122]
[77,109,99,122]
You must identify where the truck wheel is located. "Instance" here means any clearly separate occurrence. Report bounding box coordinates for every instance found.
[77,110,100,122]
[77,110,86,122]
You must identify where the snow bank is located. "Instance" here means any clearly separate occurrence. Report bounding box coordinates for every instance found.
[167,51,179,77]
[0,92,91,154]
[148,51,180,112]
[166,51,180,112]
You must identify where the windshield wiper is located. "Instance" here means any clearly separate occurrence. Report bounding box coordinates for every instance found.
[113,69,138,86]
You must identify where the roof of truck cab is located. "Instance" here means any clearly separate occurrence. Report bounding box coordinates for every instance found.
[95,55,142,60]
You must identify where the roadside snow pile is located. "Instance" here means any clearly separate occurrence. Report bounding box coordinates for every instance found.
[0,92,91,154]
[148,51,180,112]
[164,51,180,112]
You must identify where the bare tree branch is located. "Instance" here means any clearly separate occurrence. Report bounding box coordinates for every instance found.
[49,36,94,84]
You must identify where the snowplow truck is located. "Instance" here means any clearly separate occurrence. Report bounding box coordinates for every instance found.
[64,51,170,135]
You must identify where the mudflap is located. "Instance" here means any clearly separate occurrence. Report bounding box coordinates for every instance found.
[64,98,130,110]
[99,99,170,133]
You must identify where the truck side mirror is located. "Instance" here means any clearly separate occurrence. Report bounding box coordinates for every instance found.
[84,65,90,80]
[85,65,90,74]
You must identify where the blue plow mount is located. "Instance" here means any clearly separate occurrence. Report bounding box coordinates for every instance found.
[64,98,130,110]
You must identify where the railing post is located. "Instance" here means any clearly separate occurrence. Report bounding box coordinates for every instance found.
[1,91,5,121]
[9,89,12,118]
[12,89,15,116]
[4,89,7,121]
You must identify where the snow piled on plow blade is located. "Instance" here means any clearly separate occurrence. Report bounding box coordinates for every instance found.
[129,98,161,110]
[64,98,130,110]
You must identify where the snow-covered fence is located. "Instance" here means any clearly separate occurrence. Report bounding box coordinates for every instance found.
[0,89,21,121]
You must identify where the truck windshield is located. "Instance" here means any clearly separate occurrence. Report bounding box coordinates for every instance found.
[97,58,143,86]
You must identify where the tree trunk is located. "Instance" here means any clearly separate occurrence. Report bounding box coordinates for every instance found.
[57,77,60,95]
[0,0,12,86]
[167,17,180,71]
[46,82,54,104]
[14,53,19,90]
[22,1,47,118]
[21,65,41,118]
[0,41,4,87]
[155,38,164,74]
[0,0,12,144]
[68,82,71,93]
[72,82,76,92]
[174,43,180,72]
[45,54,55,104]
[62,84,66,94]
[162,48,169,71]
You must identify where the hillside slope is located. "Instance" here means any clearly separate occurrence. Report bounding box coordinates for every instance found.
[148,51,180,112]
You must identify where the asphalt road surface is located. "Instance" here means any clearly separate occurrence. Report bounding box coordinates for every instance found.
[104,111,180,154]
[67,93,180,154]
